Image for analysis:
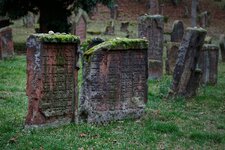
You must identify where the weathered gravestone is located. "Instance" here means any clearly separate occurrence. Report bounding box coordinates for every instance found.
[198,11,210,28]
[0,27,14,60]
[165,42,180,75]
[171,20,184,43]
[169,27,207,98]
[148,0,159,14]
[23,12,36,28]
[120,21,129,33]
[70,9,89,43]
[25,33,80,127]
[80,38,148,123]
[219,34,225,62]
[138,15,164,80]
[198,44,219,85]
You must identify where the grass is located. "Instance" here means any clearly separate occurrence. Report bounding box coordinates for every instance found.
[0,18,225,149]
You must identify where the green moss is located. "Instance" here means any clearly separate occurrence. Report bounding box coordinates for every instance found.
[33,33,80,43]
[81,37,105,52]
[84,38,148,56]
[186,27,207,33]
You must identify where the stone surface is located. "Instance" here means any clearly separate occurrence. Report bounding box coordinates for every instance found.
[0,27,14,59]
[171,20,184,42]
[198,11,210,28]
[165,42,180,75]
[23,12,36,28]
[104,21,115,35]
[138,15,164,80]
[80,38,148,123]
[25,33,80,128]
[170,27,207,98]
[219,34,225,62]
[199,44,219,85]
[148,0,159,14]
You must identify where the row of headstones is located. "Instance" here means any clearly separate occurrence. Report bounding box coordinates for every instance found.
[25,15,223,128]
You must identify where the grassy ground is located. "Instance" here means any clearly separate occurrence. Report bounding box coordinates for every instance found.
[0,19,225,149]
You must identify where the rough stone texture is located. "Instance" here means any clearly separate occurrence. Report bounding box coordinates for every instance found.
[70,9,89,43]
[138,15,164,80]
[198,44,219,85]
[171,20,184,43]
[170,27,207,98]
[0,27,14,60]
[165,42,180,75]
[219,34,225,62]
[104,21,115,35]
[80,38,148,123]
[25,34,80,128]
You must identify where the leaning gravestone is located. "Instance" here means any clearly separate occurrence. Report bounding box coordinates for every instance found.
[165,42,180,75]
[138,15,164,79]
[80,38,148,123]
[171,20,184,43]
[25,33,80,128]
[219,34,225,62]
[170,27,207,98]
[198,44,219,85]
[0,27,14,59]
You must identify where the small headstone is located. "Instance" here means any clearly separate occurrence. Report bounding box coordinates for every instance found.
[23,12,36,28]
[138,15,164,80]
[25,33,80,128]
[169,27,207,98]
[171,20,184,43]
[0,27,14,59]
[198,11,210,28]
[120,21,129,33]
[165,42,180,75]
[198,44,219,85]
[80,38,148,123]
[219,34,225,62]
[104,20,115,35]
[148,0,159,14]
[70,9,89,42]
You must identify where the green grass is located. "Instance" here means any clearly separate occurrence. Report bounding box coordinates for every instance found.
[0,56,225,149]
[0,18,225,149]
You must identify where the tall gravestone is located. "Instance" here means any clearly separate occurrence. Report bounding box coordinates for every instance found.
[165,42,180,75]
[0,27,14,59]
[171,20,184,43]
[219,34,225,62]
[199,44,219,85]
[25,33,80,128]
[170,27,207,98]
[80,38,148,123]
[70,9,89,43]
[138,15,164,80]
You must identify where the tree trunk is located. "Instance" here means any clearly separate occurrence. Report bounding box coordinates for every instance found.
[38,3,70,33]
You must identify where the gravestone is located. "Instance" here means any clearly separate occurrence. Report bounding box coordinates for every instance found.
[138,15,164,79]
[104,20,115,35]
[110,4,118,20]
[23,12,36,28]
[120,21,129,33]
[80,38,148,123]
[0,27,14,60]
[148,0,159,14]
[219,34,225,62]
[165,42,180,75]
[170,27,207,98]
[81,37,105,52]
[25,33,80,128]
[70,9,89,42]
[198,44,219,85]
[171,20,184,43]
[198,11,210,28]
